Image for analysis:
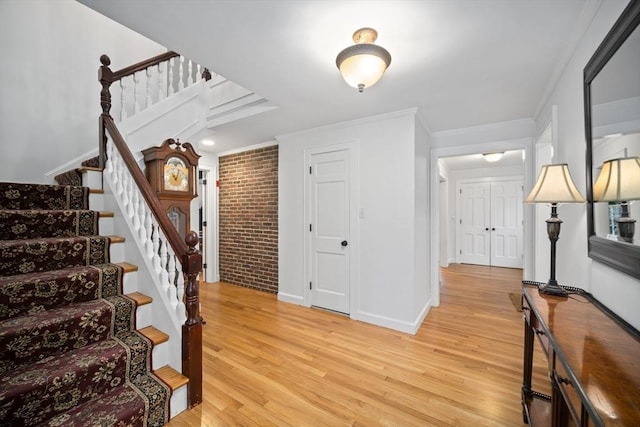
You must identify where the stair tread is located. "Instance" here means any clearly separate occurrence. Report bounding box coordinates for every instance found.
[127,291,152,306]
[99,211,114,217]
[115,261,138,273]
[155,365,189,391]
[89,188,104,194]
[108,235,125,243]
[139,326,170,345]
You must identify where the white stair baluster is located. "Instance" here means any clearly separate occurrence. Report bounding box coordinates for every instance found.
[157,63,165,101]
[151,224,162,274]
[176,265,185,303]
[133,72,141,114]
[167,252,177,290]
[120,80,127,121]
[146,67,153,109]
[159,237,169,286]
[143,210,154,257]
[131,190,140,232]
[168,57,175,95]
[179,56,185,90]
[187,60,194,86]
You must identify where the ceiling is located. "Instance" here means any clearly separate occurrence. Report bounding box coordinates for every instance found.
[79,0,594,154]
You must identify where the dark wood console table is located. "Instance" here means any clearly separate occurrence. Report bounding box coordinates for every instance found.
[521,283,640,426]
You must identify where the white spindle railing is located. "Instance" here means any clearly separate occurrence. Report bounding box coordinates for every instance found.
[107,55,213,124]
[103,133,186,329]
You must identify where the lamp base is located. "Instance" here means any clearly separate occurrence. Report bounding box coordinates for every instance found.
[617,216,635,243]
[539,280,568,297]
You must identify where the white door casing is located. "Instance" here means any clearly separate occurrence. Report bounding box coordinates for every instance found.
[307,148,351,314]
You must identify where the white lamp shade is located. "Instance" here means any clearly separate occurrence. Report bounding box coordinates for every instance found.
[526,163,585,203]
[338,49,389,89]
[593,157,640,201]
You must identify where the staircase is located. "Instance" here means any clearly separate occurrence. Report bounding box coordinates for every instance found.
[0,173,187,425]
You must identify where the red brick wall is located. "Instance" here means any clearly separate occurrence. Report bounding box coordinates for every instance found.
[218,145,278,293]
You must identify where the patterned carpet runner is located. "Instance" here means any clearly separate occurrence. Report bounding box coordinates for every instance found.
[0,182,170,426]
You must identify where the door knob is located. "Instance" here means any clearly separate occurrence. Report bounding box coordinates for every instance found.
[341,240,348,247]
[485,228,489,231]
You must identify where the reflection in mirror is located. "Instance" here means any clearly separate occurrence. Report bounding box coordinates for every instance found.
[585,1,640,279]
[590,24,640,245]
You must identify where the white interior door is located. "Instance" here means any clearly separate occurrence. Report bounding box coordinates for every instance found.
[309,149,350,314]
[458,182,491,265]
[490,180,523,268]
[457,179,524,268]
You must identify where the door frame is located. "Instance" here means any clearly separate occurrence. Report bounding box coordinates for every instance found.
[194,162,218,283]
[430,137,535,307]
[303,141,359,317]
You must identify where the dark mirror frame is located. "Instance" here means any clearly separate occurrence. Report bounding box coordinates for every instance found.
[584,0,640,280]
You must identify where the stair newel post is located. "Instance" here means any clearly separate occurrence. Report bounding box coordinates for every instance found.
[98,55,114,170]
[182,231,203,408]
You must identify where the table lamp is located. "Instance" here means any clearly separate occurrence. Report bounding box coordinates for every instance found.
[526,164,585,296]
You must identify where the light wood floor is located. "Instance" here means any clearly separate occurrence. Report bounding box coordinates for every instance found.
[167,263,549,426]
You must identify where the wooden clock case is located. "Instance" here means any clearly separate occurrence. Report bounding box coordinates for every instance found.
[142,138,200,237]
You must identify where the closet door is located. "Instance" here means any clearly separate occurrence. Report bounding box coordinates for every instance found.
[490,180,523,268]
[457,179,523,268]
[458,182,491,265]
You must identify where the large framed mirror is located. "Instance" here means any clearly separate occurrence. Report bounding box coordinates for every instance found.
[584,1,640,280]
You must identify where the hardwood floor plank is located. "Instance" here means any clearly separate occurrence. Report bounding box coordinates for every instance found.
[168,263,547,426]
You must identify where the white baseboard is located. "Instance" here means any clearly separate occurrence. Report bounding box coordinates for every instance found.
[277,292,304,305]
[354,299,432,335]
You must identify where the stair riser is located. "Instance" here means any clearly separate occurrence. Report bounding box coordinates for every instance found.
[0,210,99,240]
[109,240,125,264]
[0,236,111,276]
[82,169,103,189]
[99,215,114,235]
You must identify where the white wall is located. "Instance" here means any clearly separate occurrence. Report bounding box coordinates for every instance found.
[0,0,165,184]
[277,109,430,333]
[535,0,640,329]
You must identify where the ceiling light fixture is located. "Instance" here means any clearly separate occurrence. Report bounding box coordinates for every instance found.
[336,27,391,93]
[483,152,504,162]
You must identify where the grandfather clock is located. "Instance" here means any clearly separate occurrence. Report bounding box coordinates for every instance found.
[142,138,200,238]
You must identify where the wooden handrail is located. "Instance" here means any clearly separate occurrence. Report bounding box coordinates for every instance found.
[112,51,179,81]
[103,118,189,255]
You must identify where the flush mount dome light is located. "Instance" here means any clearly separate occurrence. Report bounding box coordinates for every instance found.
[483,152,504,162]
[336,27,391,93]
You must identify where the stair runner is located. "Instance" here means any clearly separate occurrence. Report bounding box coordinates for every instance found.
[0,182,170,426]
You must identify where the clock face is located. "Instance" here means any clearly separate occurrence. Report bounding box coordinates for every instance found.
[163,156,189,192]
